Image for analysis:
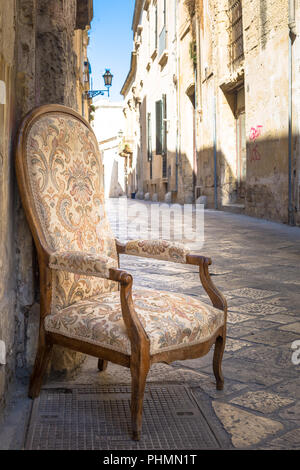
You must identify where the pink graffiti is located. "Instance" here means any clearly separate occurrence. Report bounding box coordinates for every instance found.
[249,125,263,142]
[249,125,263,162]
[250,144,261,162]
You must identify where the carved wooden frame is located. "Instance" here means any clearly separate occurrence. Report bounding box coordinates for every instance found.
[15,104,227,441]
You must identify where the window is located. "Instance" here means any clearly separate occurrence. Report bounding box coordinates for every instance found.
[155,4,158,50]
[229,0,244,65]
[82,95,85,118]
[148,113,153,180]
[83,60,91,83]
[156,95,167,177]
[158,0,167,56]
[162,94,167,178]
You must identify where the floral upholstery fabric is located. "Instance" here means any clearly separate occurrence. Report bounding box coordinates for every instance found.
[125,240,188,264]
[26,113,118,312]
[44,288,224,355]
[49,251,118,278]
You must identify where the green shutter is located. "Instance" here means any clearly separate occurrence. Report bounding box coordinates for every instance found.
[156,99,162,154]
[162,94,167,177]
[162,94,167,156]
[147,112,152,161]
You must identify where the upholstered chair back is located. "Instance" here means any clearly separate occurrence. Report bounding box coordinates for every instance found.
[24,109,118,312]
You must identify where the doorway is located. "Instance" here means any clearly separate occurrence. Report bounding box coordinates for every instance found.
[235,86,246,201]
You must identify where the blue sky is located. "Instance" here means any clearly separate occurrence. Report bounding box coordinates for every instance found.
[87,0,135,102]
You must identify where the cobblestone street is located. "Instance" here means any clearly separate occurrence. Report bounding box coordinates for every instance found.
[41,200,300,449]
[1,199,299,450]
[104,199,300,449]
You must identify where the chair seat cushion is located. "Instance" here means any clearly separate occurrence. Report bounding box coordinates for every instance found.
[44,289,225,355]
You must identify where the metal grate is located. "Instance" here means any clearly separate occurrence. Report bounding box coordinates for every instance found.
[25,385,222,450]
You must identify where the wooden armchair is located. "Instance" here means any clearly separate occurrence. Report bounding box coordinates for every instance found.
[15,104,227,440]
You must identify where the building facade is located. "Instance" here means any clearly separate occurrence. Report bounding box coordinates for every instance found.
[195,0,300,224]
[121,0,185,203]
[0,0,93,416]
[122,0,300,225]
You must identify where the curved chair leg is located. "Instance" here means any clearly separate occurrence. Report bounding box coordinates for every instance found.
[130,363,149,441]
[213,334,225,390]
[29,340,53,399]
[97,358,108,371]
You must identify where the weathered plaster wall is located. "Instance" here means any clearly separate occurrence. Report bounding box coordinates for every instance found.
[177,0,196,204]
[92,101,125,199]
[292,1,300,226]
[196,0,292,223]
[14,0,87,377]
[241,0,289,221]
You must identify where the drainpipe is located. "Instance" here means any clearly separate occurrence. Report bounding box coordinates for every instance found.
[175,0,180,193]
[288,0,296,225]
[193,66,197,197]
[195,6,202,118]
[213,94,218,209]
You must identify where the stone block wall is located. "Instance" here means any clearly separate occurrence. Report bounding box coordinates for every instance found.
[0,0,18,416]
[0,0,93,417]
[195,0,297,224]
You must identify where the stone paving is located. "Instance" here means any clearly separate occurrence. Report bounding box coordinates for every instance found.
[1,198,300,449]
[104,199,299,449]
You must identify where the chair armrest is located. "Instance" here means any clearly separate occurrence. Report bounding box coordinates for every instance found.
[49,251,118,279]
[116,239,226,313]
[117,239,189,264]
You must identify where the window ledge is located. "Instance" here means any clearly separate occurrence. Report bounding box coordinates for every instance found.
[151,48,158,60]
[158,50,168,67]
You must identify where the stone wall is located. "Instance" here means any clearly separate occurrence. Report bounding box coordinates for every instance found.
[0,0,18,415]
[0,0,93,416]
[292,1,300,226]
[195,0,297,224]
[123,0,299,224]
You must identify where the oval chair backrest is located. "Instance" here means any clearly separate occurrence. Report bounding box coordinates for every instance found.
[16,105,118,312]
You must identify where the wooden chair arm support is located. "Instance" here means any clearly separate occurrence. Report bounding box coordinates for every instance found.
[199,259,227,314]
[184,255,227,313]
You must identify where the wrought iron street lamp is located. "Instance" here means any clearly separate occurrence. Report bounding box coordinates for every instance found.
[85,69,113,99]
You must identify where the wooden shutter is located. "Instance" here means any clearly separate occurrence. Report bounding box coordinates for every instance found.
[162,94,167,178]
[156,99,162,154]
[147,112,152,161]
[162,94,167,156]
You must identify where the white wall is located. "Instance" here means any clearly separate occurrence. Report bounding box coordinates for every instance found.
[92,99,125,198]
